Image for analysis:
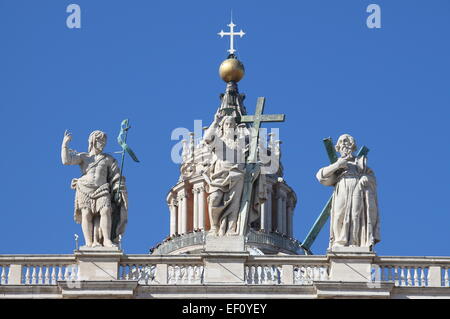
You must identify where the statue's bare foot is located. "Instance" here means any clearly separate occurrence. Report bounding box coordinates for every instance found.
[209,227,218,236]
[80,243,92,249]
[103,240,117,248]
[92,242,101,248]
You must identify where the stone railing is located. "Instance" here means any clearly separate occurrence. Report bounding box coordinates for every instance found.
[372,256,450,287]
[245,255,329,285]
[2,254,450,289]
[0,255,78,285]
[119,255,204,285]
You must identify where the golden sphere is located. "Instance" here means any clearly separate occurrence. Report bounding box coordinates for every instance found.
[219,58,245,82]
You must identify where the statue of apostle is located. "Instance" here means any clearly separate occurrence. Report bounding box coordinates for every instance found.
[316,134,380,251]
[61,130,128,248]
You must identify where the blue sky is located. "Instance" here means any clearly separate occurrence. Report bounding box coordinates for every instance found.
[0,0,449,256]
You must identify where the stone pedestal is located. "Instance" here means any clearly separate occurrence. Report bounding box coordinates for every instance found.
[75,246,123,281]
[205,234,245,252]
[327,246,375,282]
[203,235,247,284]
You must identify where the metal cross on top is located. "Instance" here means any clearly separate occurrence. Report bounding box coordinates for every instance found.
[218,19,245,55]
[237,97,285,235]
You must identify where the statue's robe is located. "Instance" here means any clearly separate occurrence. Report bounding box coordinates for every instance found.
[203,131,266,235]
[316,155,380,249]
[66,150,128,243]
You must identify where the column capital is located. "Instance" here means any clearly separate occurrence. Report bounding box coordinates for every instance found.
[193,183,205,193]
[177,189,188,200]
[169,197,178,207]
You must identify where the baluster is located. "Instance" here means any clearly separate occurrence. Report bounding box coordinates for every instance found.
[413,267,418,287]
[181,266,187,284]
[32,266,38,285]
[245,266,249,284]
[65,265,71,281]
[420,267,425,287]
[38,266,44,284]
[299,266,305,285]
[130,264,135,280]
[24,266,30,284]
[445,267,449,287]
[192,265,196,283]
[70,265,77,282]
[248,266,253,284]
[293,267,299,284]
[175,266,180,284]
[274,266,279,283]
[1,266,6,284]
[44,266,50,284]
[264,266,270,284]
[58,266,64,281]
[393,266,399,286]
[186,266,191,284]
[51,265,57,284]
[406,267,412,286]
[399,267,405,286]
[40,266,45,284]
[124,264,129,280]
[306,266,311,283]
[168,266,173,284]
[257,266,262,284]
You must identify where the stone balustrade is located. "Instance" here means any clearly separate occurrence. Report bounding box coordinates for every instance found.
[2,254,450,298]
[245,265,282,285]
[372,256,450,287]
[2,254,450,287]
[0,255,77,285]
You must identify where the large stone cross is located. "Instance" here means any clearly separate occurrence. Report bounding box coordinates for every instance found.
[238,97,285,235]
[240,97,285,163]
[301,138,369,253]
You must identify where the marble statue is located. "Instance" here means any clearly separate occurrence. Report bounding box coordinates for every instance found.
[316,134,380,250]
[61,130,128,248]
[202,111,247,236]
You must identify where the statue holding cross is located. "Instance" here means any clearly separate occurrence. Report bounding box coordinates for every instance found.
[202,97,284,237]
[316,134,380,251]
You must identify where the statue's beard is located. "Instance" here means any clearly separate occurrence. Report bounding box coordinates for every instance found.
[223,128,235,140]
[340,146,353,159]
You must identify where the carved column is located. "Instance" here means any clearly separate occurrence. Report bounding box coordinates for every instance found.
[192,188,199,230]
[281,195,287,235]
[177,195,182,235]
[276,188,285,233]
[197,185,205,230]
[177,190,187,234]
[261,184,273,231]
[267,186,273,232]
[169,197,178,236]
[287,196,295,238]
